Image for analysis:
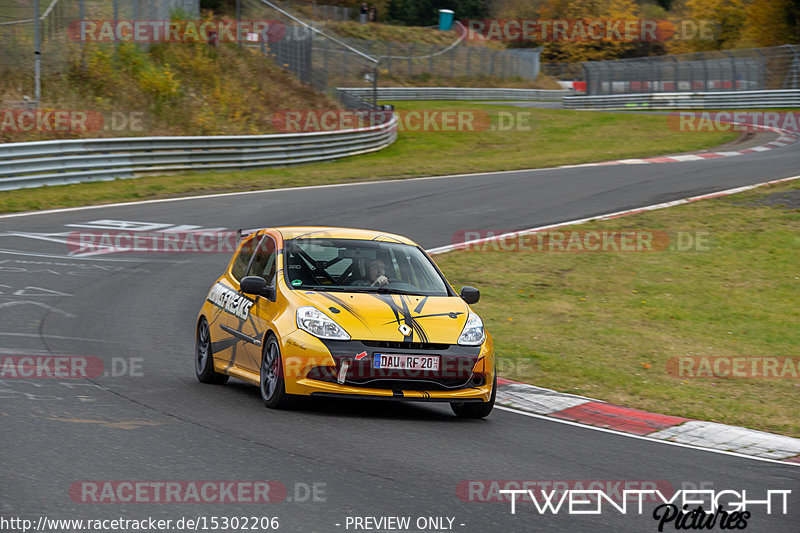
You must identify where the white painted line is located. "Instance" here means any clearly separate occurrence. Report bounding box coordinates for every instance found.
[426,173,800,255]
[0,331,120,343]
[4,232,71,246]
[496,406,800,467]
[0,168,549,220]
[0,247,183,262]
[648,421,800,459]
[1,125,797,221]
[496,383,592,414]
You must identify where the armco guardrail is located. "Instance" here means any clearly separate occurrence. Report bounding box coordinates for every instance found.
[563,90,800,110]
[338,87,571,101]
[0,116,398,191]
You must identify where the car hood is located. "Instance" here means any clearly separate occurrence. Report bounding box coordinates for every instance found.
[294,291,471,345]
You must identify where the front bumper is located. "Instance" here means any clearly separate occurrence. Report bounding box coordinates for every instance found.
[280,329,494,401]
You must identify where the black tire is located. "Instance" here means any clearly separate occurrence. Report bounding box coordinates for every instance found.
[195,317,229,384]
[260,334,297,409]
[451,374,496,418]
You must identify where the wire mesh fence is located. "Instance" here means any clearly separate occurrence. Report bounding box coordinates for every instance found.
[0,0,381,110]
[310,3,352,22]
[336,38,542,81]
[3,0,541,113]
[582,45,800,95]
[0,0,200,101]
[541,62,585,81]
[242,0,380,109]
[243,0,541,103]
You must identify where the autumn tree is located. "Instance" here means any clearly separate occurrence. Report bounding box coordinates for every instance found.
[741,0,800,47]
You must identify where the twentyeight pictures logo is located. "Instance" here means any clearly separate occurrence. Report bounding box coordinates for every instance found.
[459,481,792,531]
[495,487,791,531]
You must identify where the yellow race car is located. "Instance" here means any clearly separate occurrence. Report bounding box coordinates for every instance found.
[195,227,495,418]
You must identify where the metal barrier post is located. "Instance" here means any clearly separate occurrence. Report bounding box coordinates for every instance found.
[725,50,736,90]
[33,0,41,107]
[372,65,378,107]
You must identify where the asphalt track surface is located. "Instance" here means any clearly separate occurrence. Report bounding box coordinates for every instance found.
[1,139,799,533]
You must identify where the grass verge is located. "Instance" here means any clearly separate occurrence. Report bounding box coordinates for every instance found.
[435,179,800,437]
[0,101,736,214]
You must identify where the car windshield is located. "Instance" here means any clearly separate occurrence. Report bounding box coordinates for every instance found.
[283,238,450,296]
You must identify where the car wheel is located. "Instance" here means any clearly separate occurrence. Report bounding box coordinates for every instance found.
[260,335,296,409]
[451,374,496,418]
[195,317,229,384]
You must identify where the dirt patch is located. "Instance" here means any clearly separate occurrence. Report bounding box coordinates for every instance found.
[741,189,800,209]
[704,129,780,152]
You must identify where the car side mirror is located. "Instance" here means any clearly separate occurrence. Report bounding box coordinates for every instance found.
[460,286,480,305]
[240,276,275,300]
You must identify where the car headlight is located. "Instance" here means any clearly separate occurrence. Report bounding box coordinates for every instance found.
[458,312,485,346]
[296,306,351,340]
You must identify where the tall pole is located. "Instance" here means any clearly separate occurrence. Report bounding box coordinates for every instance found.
[372,64,378,108]
[236,0,242,45]
[79,0,85,69]
[34,0,41,107]
[113,0,118,49]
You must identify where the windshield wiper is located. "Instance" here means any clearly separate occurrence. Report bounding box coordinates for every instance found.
[298,285,350,292]
[301,285,442,296]
[347,287,431,296]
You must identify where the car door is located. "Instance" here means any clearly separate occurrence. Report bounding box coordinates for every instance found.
[210,232,261,370]
[231,233,278,374]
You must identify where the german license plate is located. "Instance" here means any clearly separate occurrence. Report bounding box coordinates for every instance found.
[373,353,440,371]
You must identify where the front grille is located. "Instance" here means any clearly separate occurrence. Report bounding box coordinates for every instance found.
[305,366,485,391]
[362,340,449,351]
[348,378,472,391]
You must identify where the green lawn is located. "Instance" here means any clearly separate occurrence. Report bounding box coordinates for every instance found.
[435,179,800,437]
[0,101,736,213]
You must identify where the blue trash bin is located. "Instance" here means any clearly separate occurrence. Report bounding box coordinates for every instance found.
[438,9,454,31]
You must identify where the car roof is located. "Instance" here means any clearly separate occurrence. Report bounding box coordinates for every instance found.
[273,226,417,246]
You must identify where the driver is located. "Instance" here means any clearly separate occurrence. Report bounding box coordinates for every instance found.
[351,259,389,287]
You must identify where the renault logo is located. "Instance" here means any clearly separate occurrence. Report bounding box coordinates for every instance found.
[398,324,412,336]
